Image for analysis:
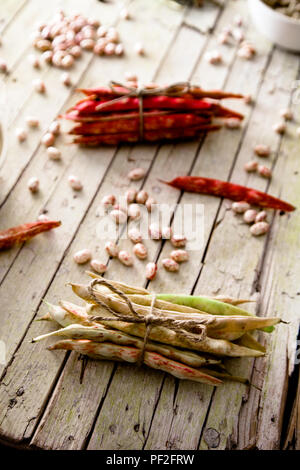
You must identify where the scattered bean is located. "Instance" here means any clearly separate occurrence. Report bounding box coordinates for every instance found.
[128,167,146,181]
[243,209,258,224]
[145,197,157,212]
[232,201,251,214]
[33,78,46,93]
[47,146,61,160]
[16,128,27,142]
[280,108,293,121]
[162,258,179,272]
[110,209,127,224]
[68,175,83,191]
[134,42,144,55]
[128,203,141,221]
[133,243,148,260]
[258,164,272,179]
[125,188,137,204]
[28,54,40,68]
[73,249,92,264]
[273,122,286,134]
[0,58,7,73]
[90,259,107,274]
[101,194,116,208]
[149,223,162,240]
[105,241,119,258]
[41,132,55,147]
[49,120,60,135]
[255,211,267,223]
[136,190,148,204]
[128,227,143,244]
[120,8,130,20]
[162,226,172,239]
[118,250,133,266]
[28,177,39,193]
[244,160,258,172]
[170,235,186,248]
[26,116,39,128]
[61,72,72,86]
[146,262,157,280]
[254,144,271,157]
[204,50,222,65]
[170,249,189,263]
[250,222,269,237]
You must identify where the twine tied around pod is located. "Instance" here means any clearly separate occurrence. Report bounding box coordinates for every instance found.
[88,278,212,365]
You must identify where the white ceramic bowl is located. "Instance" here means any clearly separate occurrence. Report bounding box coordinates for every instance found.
[248,0,300,52]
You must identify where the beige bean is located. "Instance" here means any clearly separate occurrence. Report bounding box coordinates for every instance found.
[243,209,258,224]
[280,108,293,121]
[73,249,92,264]
[170,235,186,248]
[232,201,250,214]
[105,241,119,258]
[47,146,61,160]
[33,78,46,93]
[170,249,189,263]
[28,177,39,193]
[145,197,157,212]
[49,121,60,135]
[110,209,127,225]
[133,243,148,260]
[90,259,107,274]
[258,165,272,179]
[41,132,55,147]
[68,175,83,191]
[101,194,116,208]
[273,122,286,134]
[225,118,241,129]
[244,160,258,172]
[149,223,162,240]
[128,203,141,221]
[250,222,269,237]
[128,227,143,244]
[162,226,172,239]
[255,211,267,223]
[16,128,27,142]
[146,262,157,280]
[162,258,179,272]
[128,167,146,181]
[254,144,271,157]
[136,190,148,204]
[125,188,137,204]
[118,250,133,266]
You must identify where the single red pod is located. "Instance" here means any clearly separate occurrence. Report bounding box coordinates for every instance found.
[162,176,295,212]
[0,220,61,251]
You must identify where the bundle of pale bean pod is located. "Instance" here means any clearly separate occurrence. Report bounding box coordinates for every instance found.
[34,272,281,386]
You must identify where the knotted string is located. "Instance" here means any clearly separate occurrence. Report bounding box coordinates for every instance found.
[88,279,211,366]
[95,81,192,140]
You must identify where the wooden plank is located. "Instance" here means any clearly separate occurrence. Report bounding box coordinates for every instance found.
[0,0,185,447]
[0,0,27,33]
[32,21,202,452]
[196,47,299,450]
[249,69,300,450]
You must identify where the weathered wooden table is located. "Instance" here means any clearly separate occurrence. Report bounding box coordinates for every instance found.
[0,0,299,450]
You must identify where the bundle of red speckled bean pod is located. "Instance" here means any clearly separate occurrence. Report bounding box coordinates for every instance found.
[64,81,245,145]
